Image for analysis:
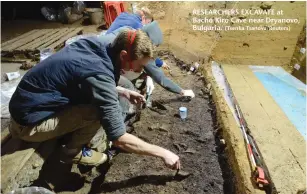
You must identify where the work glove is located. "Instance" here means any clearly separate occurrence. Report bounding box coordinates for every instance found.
[181,89,195,98]
[146,76,155,95]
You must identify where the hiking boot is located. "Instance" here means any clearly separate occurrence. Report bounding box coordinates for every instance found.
[62,147,108,166]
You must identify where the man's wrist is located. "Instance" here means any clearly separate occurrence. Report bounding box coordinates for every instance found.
[116,86,130,98]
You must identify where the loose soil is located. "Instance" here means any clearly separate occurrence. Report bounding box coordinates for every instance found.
[1,1,305,193]
[26,52,235,194]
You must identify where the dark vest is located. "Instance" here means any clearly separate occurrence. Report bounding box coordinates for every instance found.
[9,37,119,125]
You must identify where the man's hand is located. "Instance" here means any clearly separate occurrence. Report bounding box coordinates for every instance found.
[113,133,181,170]
[162,62,170,70]
[181,89,195,98]
[146,76,155,95]
[126,90,146,104]
[162,150,180,170]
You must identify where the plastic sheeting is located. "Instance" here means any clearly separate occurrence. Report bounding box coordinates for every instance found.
[250,65,306,139]
[1,77,22,118]
[211,61,240,125]
[8,187,54,194]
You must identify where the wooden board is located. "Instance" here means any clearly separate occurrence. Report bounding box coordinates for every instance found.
[2,29,50,51]
[36,28,77,50]
[1,30,39,47]
[1,138,40,193]
[18,29,62,51]
[1,27,83,54]
[47,27,83,50]
[1,127,11,145]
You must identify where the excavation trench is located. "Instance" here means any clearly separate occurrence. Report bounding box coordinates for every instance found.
[14,51,236,194]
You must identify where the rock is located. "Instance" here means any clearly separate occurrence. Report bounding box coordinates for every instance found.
[175,170,192,178]
[209,90,213,96]
[284,46,288,50]
[20,61,35,70]
[173,143,181,151]
[184,148,197,154]
[148,124,159,131]
[260,2,273,10]
[204,188,209,192]
[197,137,207,143]
[179,143,188,149]
[180,96,192,102]
[220,139,226,145]
[158,124,170,132]
[32,163,40,169]
[201,88,209,94]
[210,181,215,186]
[184,129,199,137]
[196,72,202,76]
[290,1,295,3]
[243,42,249,47]
[206,83,212,90]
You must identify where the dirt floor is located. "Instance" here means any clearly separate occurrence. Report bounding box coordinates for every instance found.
[1,1,306,194]
[17,52,234,194]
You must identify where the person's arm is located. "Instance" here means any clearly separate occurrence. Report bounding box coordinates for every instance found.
[113,133,180,170]
[155,58,170,70]
[83,74,180,169]
[144,60,183,94]
[116,86,145,104]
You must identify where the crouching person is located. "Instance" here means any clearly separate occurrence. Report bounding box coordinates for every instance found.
[8,29,180,170]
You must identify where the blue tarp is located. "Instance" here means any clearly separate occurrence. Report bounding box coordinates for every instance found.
[250,66,306,140]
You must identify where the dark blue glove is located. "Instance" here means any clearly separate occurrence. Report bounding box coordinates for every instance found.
[155,58,163,68]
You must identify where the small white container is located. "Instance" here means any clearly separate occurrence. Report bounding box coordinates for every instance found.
[5,71,20,81]
[179,107,187,120]
[300,47,306,54]
[294,64,301,70]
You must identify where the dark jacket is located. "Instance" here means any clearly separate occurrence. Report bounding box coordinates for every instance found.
[9,37,125,141]
[106,12,143,34]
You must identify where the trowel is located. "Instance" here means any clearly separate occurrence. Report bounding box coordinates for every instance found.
[145,92,152,107]
[174,169,192,180]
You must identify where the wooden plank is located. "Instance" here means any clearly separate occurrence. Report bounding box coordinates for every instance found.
[1,138,40,193]
[46,27,83,50]
[3,29,51,51]
[1,127,11,145]
[36,28,73,50]
[18,29,62,51]
[1,57,31,63]
[8,140,57,193]
[1,30,39,48]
